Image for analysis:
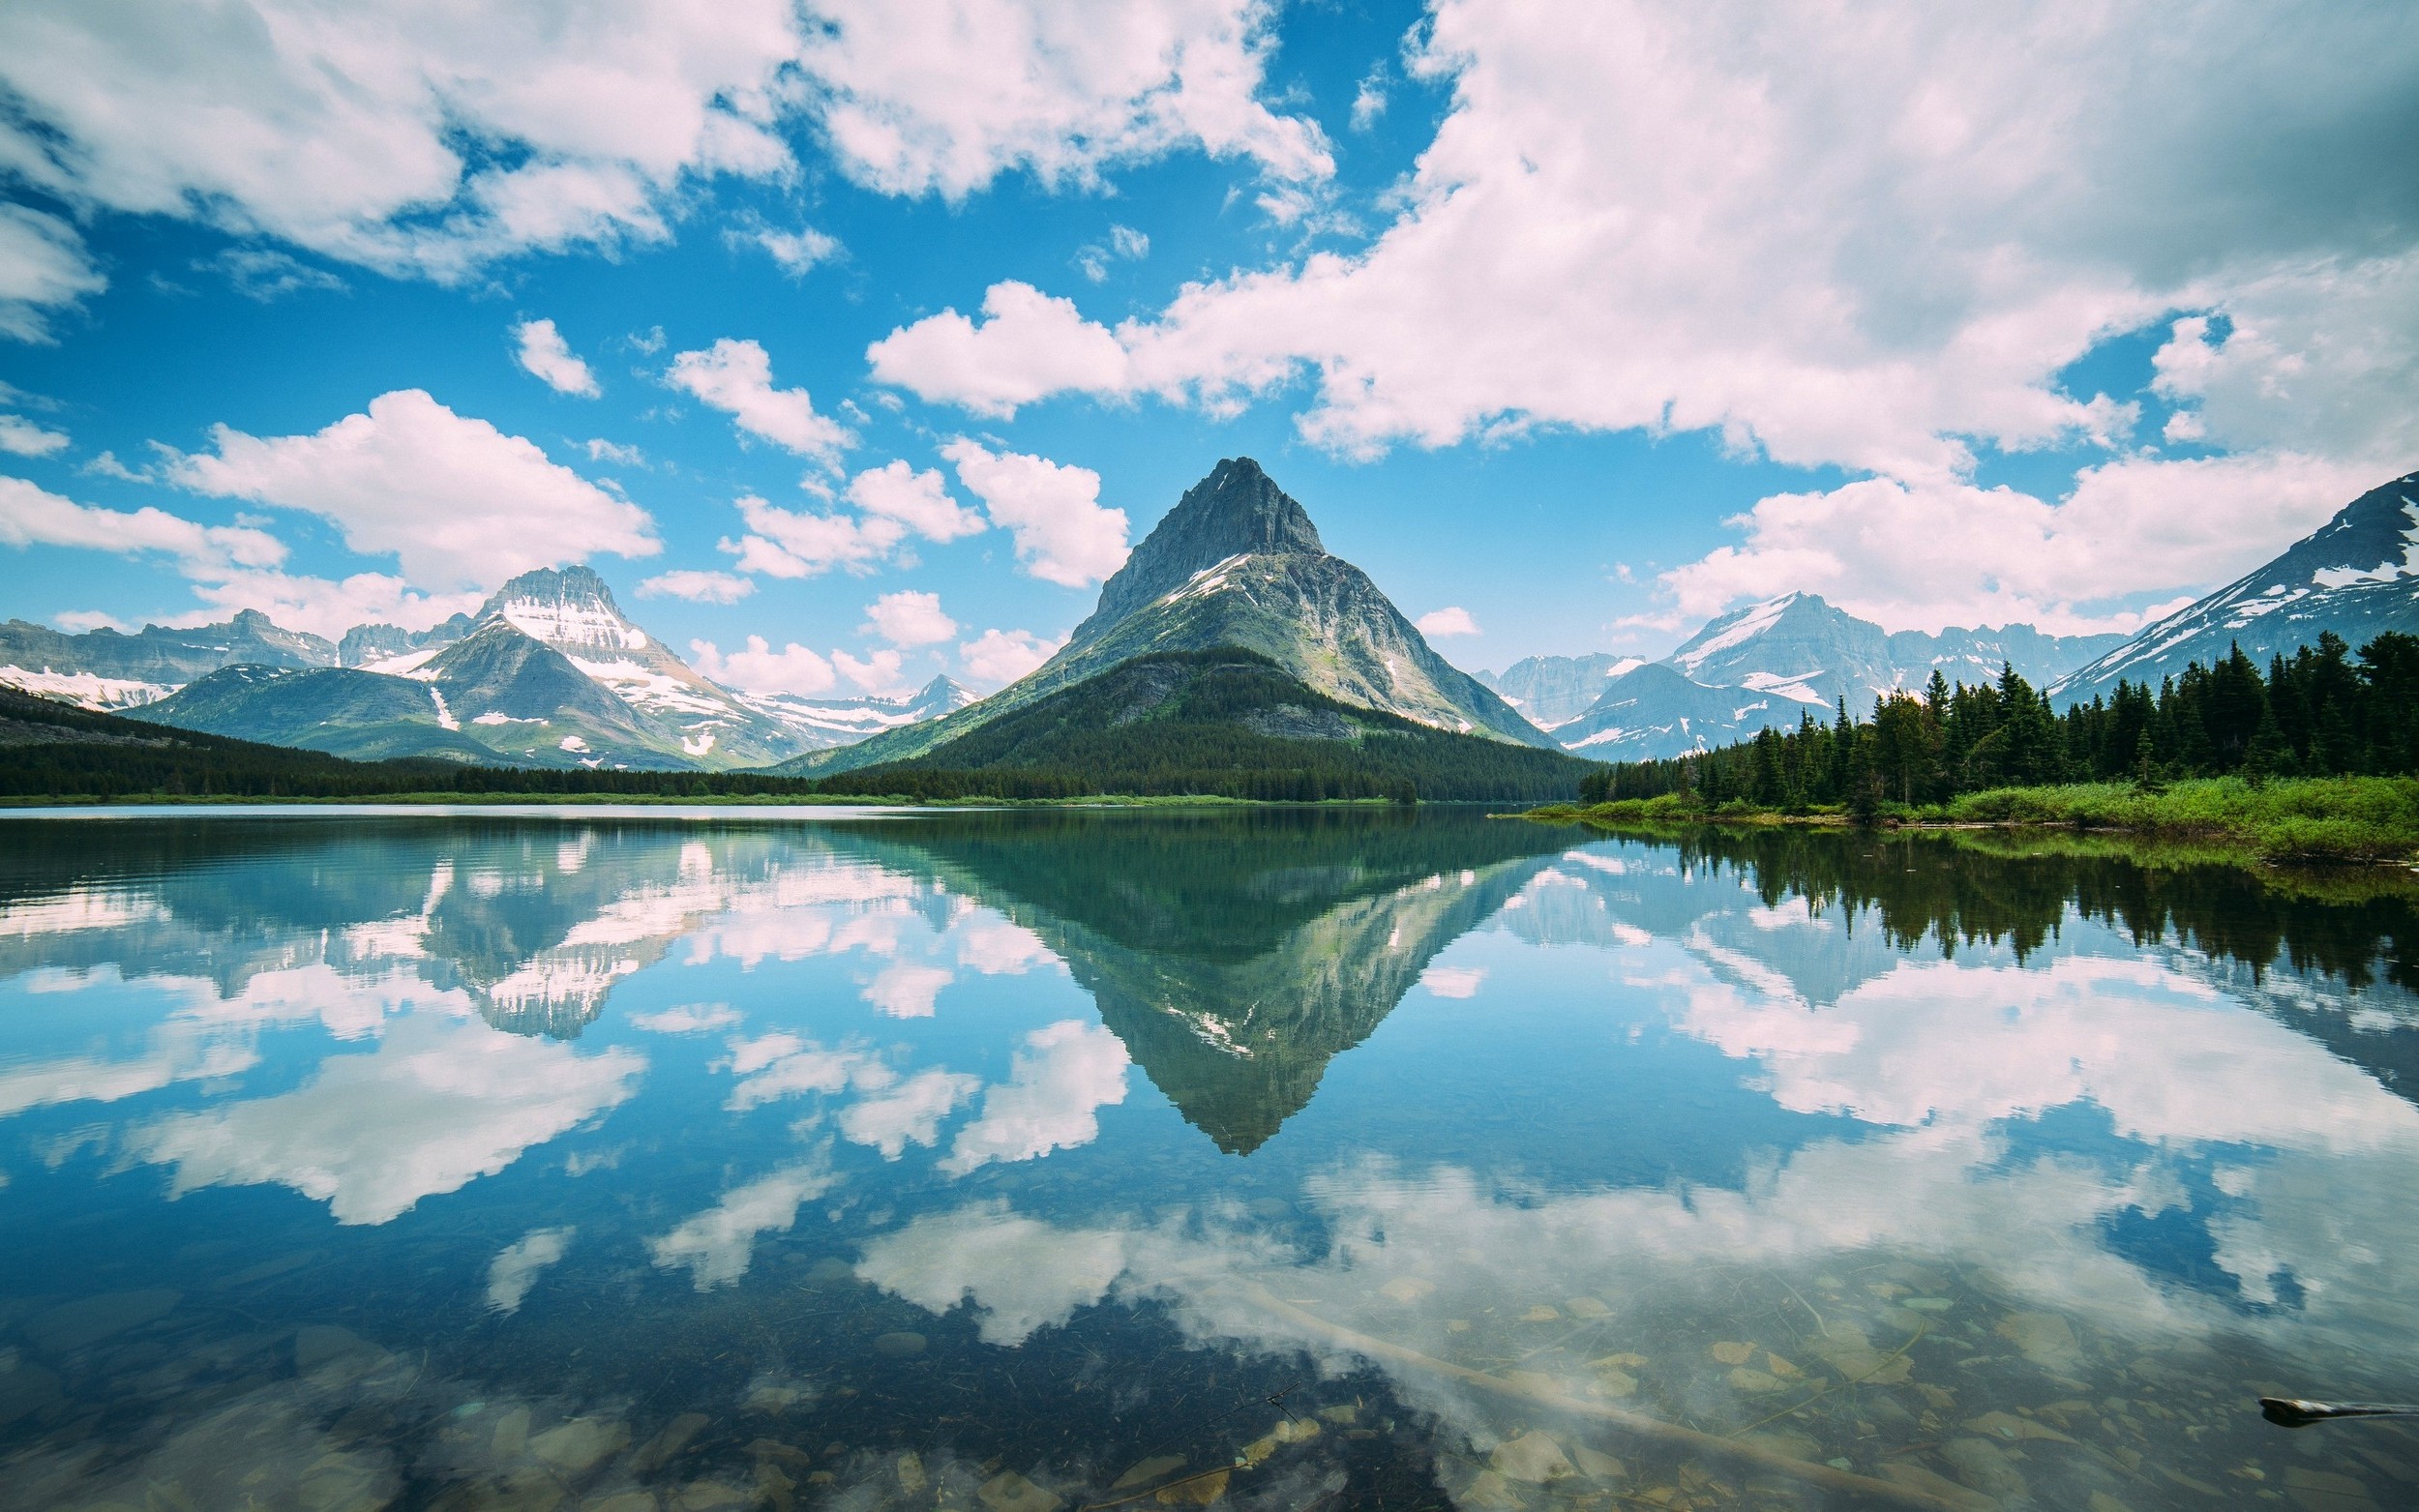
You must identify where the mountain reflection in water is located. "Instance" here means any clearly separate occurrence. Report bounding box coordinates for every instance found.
[0,808,2415,1511]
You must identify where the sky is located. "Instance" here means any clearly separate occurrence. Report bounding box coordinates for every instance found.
[0,0,2415,700]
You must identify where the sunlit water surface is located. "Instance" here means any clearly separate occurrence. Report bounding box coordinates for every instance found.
[2,808,2416,1512]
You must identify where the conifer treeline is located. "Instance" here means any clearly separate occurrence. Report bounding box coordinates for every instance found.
[1580,631,2419,812]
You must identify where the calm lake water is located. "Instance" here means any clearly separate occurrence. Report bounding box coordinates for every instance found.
[2,808,2415,1512]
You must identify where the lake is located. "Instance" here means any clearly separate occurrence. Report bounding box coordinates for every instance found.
[1,807,2414,1512]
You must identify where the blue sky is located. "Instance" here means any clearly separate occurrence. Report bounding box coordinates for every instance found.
[1,1,2413,697]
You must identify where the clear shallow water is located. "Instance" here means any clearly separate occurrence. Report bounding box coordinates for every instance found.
[0,810,2415,1512]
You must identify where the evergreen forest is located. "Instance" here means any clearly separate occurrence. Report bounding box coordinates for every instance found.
[1580,631,2419,815]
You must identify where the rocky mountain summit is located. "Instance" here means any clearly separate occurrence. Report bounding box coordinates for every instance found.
[791,458,1548,774]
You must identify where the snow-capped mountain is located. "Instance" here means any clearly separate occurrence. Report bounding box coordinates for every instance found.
[96,566,968,771]
[0,608,336,709]
[1540,594,2124,760]
[1478,653,1642,726]
[2050,469,2419,705]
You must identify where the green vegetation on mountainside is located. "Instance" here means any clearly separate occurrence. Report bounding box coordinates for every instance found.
[807,648,1598,803]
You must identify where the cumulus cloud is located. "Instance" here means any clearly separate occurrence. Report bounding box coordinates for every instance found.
[131,1014,643,1227]
[848,460,985,541]
[0,413,70,458]
[838,1066,981,1157]
[941,1020,1128,1174]
[798,0,1330,198]
[691,636,839,697]
[1659,452,2380,633]
[0,204,106,342]
[1075,223,1151,282]
[722,495,904,578]
[863,962,953,1019]
[861,590,958,646]
[1414,606,1478,637]
[639,569,754,603]
[169,389,657,589]
[957,627,1065,688]
[513,318,601,397]
[668,339,852,463]
[584,438,645,466]
[869,282,1132,418]
[0,2,803,282]
[835,647,909,696]
[485,1227,574,1315]
[647,1157,837,1290]
[629,1002,742,1034]
[726,220,842,276]
[941,439,1128,586]
[857,2,2419,516]
[0,476,285,577]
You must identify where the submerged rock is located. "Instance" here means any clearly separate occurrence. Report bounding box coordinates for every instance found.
[873,1331,927,1358]
[1490,1431,1575,1483]
[530,1418,627,1477]
[977,1469,1063,1512]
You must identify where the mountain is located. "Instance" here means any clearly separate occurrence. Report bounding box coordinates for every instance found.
[125,567,969,770]
[2050,469,2419,705]
[1534,594,2124,760]
[851,808,1573,1152]
[746,674,976,750]
[1478,653,1642,727]
[785,458,1550,773]
[0,608,336,710]
[812,648,1598,802]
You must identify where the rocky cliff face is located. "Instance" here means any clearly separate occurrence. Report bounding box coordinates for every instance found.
[2050,469,2419,705]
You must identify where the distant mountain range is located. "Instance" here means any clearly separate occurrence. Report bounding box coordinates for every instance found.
[781,458,1554,778]
[0,569,971,770]
[1483,595,2126,760]
[2049,468,2419,704]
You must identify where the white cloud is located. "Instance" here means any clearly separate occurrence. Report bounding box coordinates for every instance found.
[1349,69,1388,132]
[941,439,1128,586]
[956,920,1059,975]
[857,2,2419,496]
[183,569,489,643]
[958,627,1066,687]
[0,2,802,282]
[646,1157,837,1290]
[941,1020,1128,1175]
[584,438,645,466]
[723,494,906,578]
[513,318,601,397]
[798,0,1331,198]
[869,282,1132,418]
[1076,223,1151,282]
[639,569,754,603]
[628,1002,741,1033]
[0,413,71,458]
[834,647,908,696]
[131,1014,643,1227]
[668,338,851,463]
[727,221,843,276]
[691,635,839,697]
[1658,452,2380,633]
[861,589,958,647]
[200,247,346,302]
[0,204,106,342]
[1414,606,1478,637]
[0,475,285,577]
[1419,965,1485,998]
[169,389,658,590]
[848,460,985,542]
[485,1226,575,1315]
[857,1202,1130,1346]
[838,1066,981,1158]
[864,962,953,1019]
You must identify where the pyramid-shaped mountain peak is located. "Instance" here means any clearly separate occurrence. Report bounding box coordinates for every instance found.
[1075,458,1326,644]
[480,564,622,620]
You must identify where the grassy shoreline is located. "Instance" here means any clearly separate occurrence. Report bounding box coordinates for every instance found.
[1528,775,2419,864]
